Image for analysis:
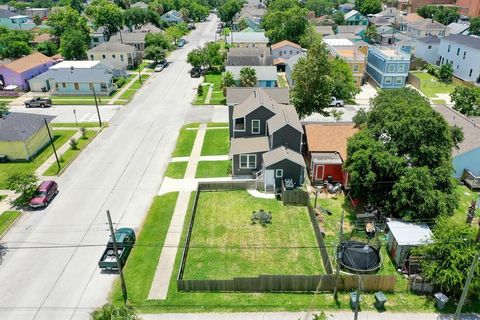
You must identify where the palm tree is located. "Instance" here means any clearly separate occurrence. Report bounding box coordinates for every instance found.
[222,71,235,94]
[239,67,257,87]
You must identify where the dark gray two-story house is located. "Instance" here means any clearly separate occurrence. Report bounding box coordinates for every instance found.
[228,88,306,193]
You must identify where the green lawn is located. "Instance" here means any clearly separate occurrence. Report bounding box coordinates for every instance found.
[207,122,228,128]
[172,125,197,157]
[132,61,153,72]
[410,71,457,98]
[200,129,229,156]
[0,130,76,189]
[0,211,22,236]
[52,122,105,128]
[194,73,226,105]
[277,75,288,88]
[205,73,222,91]
[0,195,6,202]
[119,89,136,101]
[195,160,230,178]
[193,84,210,105]
[184,190,324,279]
[111,192,181,303]
[165,161,188,179]
[43,130,97,176]
[129,74,151,90]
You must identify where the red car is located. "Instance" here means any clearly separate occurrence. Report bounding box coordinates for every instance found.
[29,180,58,209]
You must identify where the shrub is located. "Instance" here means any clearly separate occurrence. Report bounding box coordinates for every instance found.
[69,138,78,150]
[197,84,203,96]
[115,77,127,88]
[80,127,87,139]
[424,63,439,77]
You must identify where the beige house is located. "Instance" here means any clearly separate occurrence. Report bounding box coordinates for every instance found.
[405,18,448,38]
[324,39,366,86]
[87,42,140,71]
[0,113,55,161]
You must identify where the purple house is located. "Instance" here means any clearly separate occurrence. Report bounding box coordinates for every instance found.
[0,52,53,91]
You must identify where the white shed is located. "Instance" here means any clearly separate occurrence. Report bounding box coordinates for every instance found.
[386,220,433,267]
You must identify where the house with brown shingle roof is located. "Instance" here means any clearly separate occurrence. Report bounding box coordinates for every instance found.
[0,52,53,90]
[304,123,358,185]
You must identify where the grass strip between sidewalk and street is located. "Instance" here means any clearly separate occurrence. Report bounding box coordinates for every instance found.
[0,211,22,237]
[43,130,98,176]
[52,122,107,128]
[165,162,188,179]
[172,125,197,157]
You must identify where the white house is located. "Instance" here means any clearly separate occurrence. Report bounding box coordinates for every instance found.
[405,18,448,39]
[270,40,303,60]
[87,42,140,74]
[437,34,480,85]
[228,32,269,48]
[414,35,440,64]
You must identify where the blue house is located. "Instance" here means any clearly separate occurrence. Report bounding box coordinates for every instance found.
[0,9,33,29]
[226,66,278,87]
[344,10,369,26]
[365,46,411,88]
[28,61,115,96]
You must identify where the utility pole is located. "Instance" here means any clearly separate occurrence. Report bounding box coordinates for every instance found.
[138,65,142,85]
[354,275,361,320]
[106,210,128,305]
[333,209,344,299]
[92,86,102,127]
[454,226,480,320]
[73,108,77,126]
[44,117,60,172]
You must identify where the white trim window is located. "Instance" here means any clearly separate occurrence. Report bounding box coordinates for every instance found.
[251,119,260,134]
[397,64,405,73]
[239,154,257,169]
[395,77,403,85]
[353,64,359,72]
[384,76,392,84]
[387,64,395,72]
[275,169,283,178]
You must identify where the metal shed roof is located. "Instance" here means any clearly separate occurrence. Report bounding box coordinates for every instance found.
[386,220,433,246]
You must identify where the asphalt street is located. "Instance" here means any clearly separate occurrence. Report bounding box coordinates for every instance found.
[0,15,220,320]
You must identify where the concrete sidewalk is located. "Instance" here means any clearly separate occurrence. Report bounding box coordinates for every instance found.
[141,312,480,320]
[148,124,208,300]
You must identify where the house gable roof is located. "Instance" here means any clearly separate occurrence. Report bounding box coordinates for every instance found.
[263,146,306,168]
[88,42,136,53]
[344,10,365,21]
[266,105,302,134]
[229,136,270,156]
[409,18,446,31]
[0,112,55,141]
[226,87,290,105]
[110,31,146,44]
[271,40,301,51]
[232,89,279,118]
[416,35,440,44]
[447,22,469,35]
[304,123,358,160]
[229,32,268,44]
[1,52,52,74]
[441,34,480,51]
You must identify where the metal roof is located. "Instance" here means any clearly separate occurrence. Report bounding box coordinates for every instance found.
[441,34,480,51]
[229,136,270,156]
[386,220,433,246]
[50,61,100,69]
[311,152,343,165]
[0,112,55,141]
[263,146,306,168]
[447,22,470,35]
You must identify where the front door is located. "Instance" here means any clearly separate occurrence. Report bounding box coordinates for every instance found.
[265,169,275,190]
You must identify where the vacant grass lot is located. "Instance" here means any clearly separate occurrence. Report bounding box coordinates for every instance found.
[184,191,324,279]
[165,161,188,179]
[172,125,197,157]
[200,129,229,156]
[0,130,76,189]
[410,71,456,98]
[195,160,230,178]
[0,211,22,236]
[43,130,97,176]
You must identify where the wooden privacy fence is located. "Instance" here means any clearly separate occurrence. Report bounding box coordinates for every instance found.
[306,202,333,274]
[177,274,396,293]
[198,180,256,191]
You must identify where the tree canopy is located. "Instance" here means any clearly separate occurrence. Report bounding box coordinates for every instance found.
[330,58,359,101]
[86,0,124,40]
[305,0,332,17]
[469,16,480,36]
[36,41,58,57]
[414,217,480,298]
[417,5,460,25]
[187,42,224,70]
[60,28,88,59]
[47,7,90,41]
[450,86,480,116]
[262,6,309,44]
[239,67,257,87]
[218,0,242,24]
[345,88,461,220]
[355,0,381,15]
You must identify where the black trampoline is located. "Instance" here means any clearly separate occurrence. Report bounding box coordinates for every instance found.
[337,241,381,274]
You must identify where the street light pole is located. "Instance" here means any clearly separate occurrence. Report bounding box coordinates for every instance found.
[73,108,77,126]
[44,117,60,172]
[92,86,102,127]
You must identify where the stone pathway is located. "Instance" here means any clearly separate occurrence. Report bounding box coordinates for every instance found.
[148,124,209,299]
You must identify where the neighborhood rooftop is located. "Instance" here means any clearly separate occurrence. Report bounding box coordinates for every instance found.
[266,105,302,133]
[386,220,433,246]
[0,112,55,141]
[229,32,268,43]
[271,40,301,50]
[441,34,480,50]
[226,87,290,105]
[88,42,136,53]
[50,60,101,69]
[1,52,52,74]
[229,136,270,156]
[304,123,358,160]
[417,35,441,44]
[263,146,306,167]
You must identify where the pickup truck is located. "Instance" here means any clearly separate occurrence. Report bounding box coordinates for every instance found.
[98,228,136,270]
[25,97,52,108]
[330,97,344,107]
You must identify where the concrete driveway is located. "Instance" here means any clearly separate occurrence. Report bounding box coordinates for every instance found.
[0,15,219,320]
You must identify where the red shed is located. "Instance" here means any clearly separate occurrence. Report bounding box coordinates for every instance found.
[304,123,358,185]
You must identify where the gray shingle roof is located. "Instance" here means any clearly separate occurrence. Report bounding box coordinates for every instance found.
[226,55,273,66]
[232,88,279,118]
[337,25,367,35]
[0,112,55,141]
[226,87,290,105]
[263,146,306,168]
[441,34,480,51]
[266,104,303,134]
[226,66,277,81]
[110,32,146,44]
[409,18,446,31]
[416,35,440,44]
[88,42,136,53]
[229,136,270,156]
[229,32,268,44]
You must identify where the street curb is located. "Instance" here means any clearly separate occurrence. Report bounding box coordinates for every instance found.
[0,210,24,239]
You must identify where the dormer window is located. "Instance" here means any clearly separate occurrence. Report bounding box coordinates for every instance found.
[234,118,245,131]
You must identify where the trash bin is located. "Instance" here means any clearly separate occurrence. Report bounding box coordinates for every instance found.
[350,291,361,309]
[434,292,449,310]
[374,291,388,308]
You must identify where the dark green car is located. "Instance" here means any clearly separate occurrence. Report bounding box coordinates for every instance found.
[98,228,136,270]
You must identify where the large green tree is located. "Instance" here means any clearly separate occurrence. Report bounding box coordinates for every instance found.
[345,88,462,220]
[356,0,381,15]
[330,58,359,101]
[123,7,150,30]
[47,8,90,41]
[290,39,333,117]
[6,173,38,207]
[60,29,88,59]
[36,41,58,56]
[414,217,480,298]
[262,6,309,44]
[144,46,166,64]
[218,0,241,24]
[450,86,480,116]
[267,0,298,11]
[145,32,173,51]
[417,5,459,25]
[86,0,124,40]
[469,16,480,36]
[305,0,332,17]
[0,28,33,59]
[438,63,453,83]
